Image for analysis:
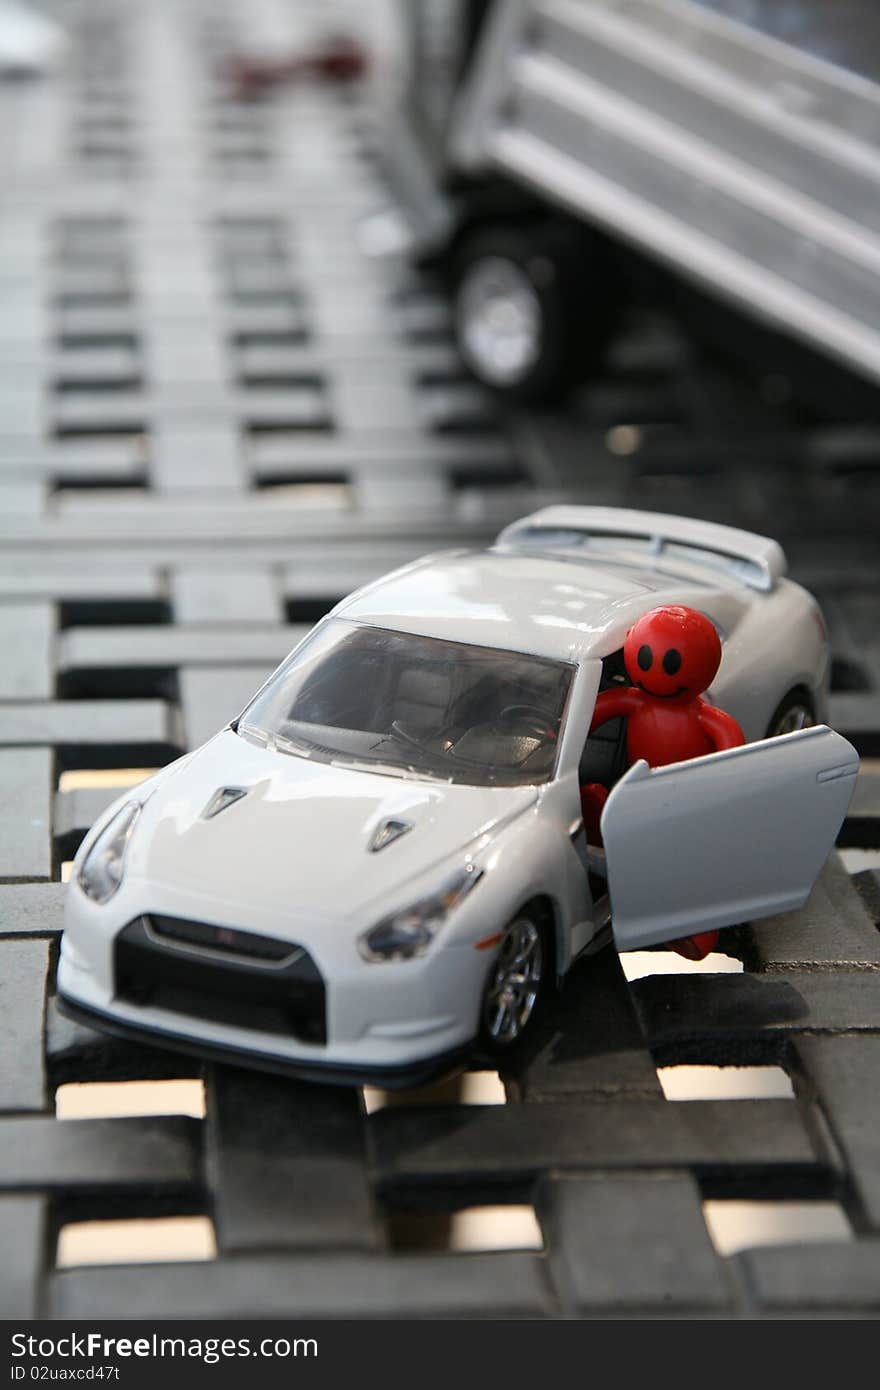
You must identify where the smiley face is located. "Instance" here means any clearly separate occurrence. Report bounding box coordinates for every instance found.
[623,605,722,701]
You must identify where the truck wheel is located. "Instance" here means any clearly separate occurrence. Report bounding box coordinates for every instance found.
[452,224,614,401]
[479,909,548,1052]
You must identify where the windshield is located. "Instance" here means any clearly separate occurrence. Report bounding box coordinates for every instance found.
[238,620,574,787]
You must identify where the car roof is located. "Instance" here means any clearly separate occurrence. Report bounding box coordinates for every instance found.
[334,548,720,664]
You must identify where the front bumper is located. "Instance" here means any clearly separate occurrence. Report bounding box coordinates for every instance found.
[59,881,488,1084]
[55,991,471,1089]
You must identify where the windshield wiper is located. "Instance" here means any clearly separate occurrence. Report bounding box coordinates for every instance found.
[237,723,269,749]
[332,757,410,779]
[237,724,313,758]
[331,754,452,784]
[273,732,314,757]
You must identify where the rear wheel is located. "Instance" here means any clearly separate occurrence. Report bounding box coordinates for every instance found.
[452,223,616,401]
[479,909,549,1052]
[766,690,816,738]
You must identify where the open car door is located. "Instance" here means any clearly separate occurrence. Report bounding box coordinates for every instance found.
[601,726,859,953]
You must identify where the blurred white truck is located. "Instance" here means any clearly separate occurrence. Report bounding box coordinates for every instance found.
[382,0,880,402]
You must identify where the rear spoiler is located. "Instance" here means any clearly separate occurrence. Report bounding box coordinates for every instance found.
[495,506,786,592]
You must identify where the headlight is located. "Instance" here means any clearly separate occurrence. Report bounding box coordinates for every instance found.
[358,864,483,963]
[77,802,141,904]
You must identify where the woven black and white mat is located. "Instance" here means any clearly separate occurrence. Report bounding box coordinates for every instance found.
[1,0,878,1320]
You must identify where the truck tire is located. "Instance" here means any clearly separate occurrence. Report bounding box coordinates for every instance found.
[452,222,615,401]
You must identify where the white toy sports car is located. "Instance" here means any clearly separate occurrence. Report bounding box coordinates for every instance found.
[58,507,859,1086]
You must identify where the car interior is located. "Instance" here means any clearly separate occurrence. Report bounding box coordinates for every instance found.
[578,648,631,791]
[274,625,573,784]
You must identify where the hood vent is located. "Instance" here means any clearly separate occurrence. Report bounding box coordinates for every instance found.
[202,786,249,820]
[369,818,413,853]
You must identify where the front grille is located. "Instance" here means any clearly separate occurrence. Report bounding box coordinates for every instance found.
[148,914,296,962]
[114,917,326,1044]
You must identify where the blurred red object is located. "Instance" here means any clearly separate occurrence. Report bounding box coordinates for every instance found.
[223,35,368,99]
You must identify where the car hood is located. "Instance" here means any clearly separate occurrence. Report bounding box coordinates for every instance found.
[131,729,537,922]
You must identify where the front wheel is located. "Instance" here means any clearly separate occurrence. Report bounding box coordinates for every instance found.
[479,911,548,1052]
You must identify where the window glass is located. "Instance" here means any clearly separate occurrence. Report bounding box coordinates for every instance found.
[239,621,573,787]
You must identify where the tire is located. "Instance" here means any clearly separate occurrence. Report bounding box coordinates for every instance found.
[452,223,616,402]
[765,690,816,738]
[479,908,550,1053]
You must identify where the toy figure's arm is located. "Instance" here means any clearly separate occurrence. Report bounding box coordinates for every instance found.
[589,686,641,733]
[697,699,745,751]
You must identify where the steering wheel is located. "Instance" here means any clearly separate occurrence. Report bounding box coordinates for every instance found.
[389,719,431,751]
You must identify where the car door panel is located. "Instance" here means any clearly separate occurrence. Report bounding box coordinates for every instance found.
[601,725,859,952]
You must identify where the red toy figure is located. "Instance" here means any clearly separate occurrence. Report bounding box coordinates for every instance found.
[583,604,745,960]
